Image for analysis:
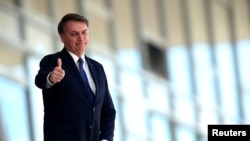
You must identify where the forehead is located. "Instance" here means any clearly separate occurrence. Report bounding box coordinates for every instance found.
[64,20,88,31]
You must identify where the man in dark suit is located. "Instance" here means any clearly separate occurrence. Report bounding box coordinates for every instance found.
[35,13,116,141]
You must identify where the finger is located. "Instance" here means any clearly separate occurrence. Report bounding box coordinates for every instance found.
[52,73,62,83]
[57,58,62,69]
[53,69,65,79]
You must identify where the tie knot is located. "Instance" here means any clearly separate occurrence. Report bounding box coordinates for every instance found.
[78,58,83,64]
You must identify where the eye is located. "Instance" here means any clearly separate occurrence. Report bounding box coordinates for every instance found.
[71,32,77,36]
[82,30,89,36]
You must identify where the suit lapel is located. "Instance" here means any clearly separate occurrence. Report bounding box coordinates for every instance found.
[59,48,83,83]
[85,57,100,100]
[60,48,100,104]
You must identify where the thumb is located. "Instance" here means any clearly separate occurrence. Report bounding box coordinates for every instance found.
[57,58,62,69]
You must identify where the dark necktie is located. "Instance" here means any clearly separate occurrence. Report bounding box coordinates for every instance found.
[78,58,95,102]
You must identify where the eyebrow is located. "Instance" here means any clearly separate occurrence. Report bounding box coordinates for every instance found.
[70,29,88,33]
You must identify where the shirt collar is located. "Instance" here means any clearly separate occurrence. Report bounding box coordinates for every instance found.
[67,50,86,64]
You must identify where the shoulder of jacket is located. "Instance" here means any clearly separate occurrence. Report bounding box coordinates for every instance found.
[86,56,102,66]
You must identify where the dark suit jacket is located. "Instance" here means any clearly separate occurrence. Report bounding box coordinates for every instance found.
[35,48,116,141]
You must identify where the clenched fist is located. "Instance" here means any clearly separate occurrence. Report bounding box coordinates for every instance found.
[49,58,65,84]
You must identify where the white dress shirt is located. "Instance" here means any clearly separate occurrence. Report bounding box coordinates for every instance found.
[67,51,96,94]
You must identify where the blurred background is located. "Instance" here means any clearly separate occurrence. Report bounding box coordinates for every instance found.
[0,0,249,141]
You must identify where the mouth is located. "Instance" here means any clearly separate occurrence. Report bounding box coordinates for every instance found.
[76,42,87,45]
[76,43,84,46]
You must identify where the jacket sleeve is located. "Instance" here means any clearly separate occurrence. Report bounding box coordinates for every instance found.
[35,55,58,90]
[99,66,116,141]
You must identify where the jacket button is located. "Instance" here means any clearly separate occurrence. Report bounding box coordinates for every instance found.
[89,125,93,129]
[93,108,95,111]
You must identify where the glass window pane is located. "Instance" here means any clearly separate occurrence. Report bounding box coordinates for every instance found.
[216,42,239,119]
[174,97,195,125]
[125,133,147,141]
[0,78,30,141]
[117,48,141,70]
[111,92,122,141]
[168,46,192,97]
[27,57,44,141]
[120,70,143,100]
[150,114,172,141]
[192,43,216,106]
[237,39,250,89]
[123,101,147,138]
[237,39,250,121]
[176,125,196,141]
[242,93,250,121]
[89,52,116,88]
[147,81,169,113]
[199,107,219,134]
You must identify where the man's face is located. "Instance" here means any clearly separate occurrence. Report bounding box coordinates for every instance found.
[60,21,89,57]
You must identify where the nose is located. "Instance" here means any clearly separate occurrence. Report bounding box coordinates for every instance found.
[77,34,84,41]
[78,33,87,41]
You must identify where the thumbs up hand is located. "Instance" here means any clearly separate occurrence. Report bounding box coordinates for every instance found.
[49,58,65,84]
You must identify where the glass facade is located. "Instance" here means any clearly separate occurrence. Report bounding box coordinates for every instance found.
[0,0,249,141]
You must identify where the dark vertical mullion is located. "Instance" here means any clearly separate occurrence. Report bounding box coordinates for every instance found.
[15,0,35,141]
[157,0,167,38]
[46,0,58,52]
[246,0,250,123]
[46,0,56,21]
[131,0,149,70]
[156,1,176,141]
[249,0,250,36]
[131,0,151,141]
[105,0,118,52]
[0,115,6,141]
[203,0,223,123]
[226,1,244,122]
[77,0,89,55]
[180,0,200,141]
[105,0,125,141]
[76,0,86,15]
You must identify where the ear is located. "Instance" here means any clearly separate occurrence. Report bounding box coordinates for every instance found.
[59,34,65,43]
